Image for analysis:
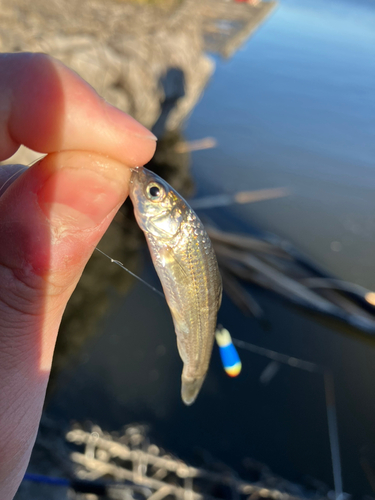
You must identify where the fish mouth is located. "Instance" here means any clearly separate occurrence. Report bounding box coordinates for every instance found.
[129,167,150,195]
[181,375,205,406]
[129,166,143,183]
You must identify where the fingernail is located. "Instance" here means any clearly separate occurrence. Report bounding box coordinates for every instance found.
[104,102,157,141]
[38,167,125,231]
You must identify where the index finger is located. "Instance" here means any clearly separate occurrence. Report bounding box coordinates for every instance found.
[0,52,156,165]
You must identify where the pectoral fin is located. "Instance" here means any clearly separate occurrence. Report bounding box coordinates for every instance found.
[158,245,189,280]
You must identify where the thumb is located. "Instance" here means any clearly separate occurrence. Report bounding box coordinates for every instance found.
[0,151,130,498]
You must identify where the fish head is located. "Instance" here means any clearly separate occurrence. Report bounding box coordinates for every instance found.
[129,167,185,239]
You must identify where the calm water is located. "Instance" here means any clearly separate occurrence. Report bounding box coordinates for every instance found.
[189,0,375,289]
[47,0,375,497]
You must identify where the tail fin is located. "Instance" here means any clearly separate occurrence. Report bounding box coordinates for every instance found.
[181,375,205,406]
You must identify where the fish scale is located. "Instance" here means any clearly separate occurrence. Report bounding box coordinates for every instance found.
[129,167,222,405]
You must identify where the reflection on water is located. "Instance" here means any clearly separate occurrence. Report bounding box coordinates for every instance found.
[3,0,375,497]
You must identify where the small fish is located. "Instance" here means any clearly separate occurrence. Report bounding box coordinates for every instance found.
[215,327,242,377]
[129,167,222,405]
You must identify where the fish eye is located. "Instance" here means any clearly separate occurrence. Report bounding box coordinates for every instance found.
[150,186,160,197]
[146,183,165,201]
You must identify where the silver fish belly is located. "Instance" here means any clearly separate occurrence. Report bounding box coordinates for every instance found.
[129,167,222,405]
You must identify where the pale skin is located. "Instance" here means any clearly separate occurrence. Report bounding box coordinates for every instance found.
[0,52,157,499]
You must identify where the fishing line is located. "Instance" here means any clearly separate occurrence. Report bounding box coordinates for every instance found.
[98,243,325,373]
[0,166,27,196]
[0,156,45,196]
[96,246,322,372]
[95,247,165,298]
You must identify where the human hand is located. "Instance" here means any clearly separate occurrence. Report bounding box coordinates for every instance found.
[0,52,156,499]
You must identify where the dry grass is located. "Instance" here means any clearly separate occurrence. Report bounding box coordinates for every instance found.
[113,0,182,10]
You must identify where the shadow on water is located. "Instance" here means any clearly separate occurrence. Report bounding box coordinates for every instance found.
[5,0,375,498]
[152,68,186,139]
